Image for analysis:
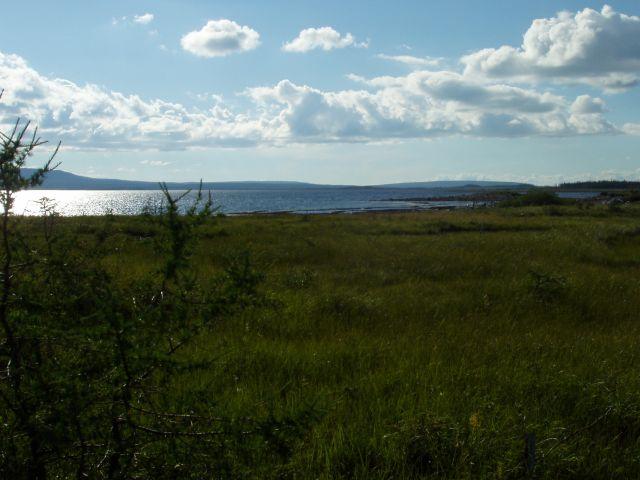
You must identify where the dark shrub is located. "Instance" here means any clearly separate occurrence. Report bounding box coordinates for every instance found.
[501,190,565,207]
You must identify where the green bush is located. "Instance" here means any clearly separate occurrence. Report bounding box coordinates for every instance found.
[501,190,565,207]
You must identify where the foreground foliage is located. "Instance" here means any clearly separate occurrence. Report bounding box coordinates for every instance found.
[0,119,312,478]
[3,202,639,478]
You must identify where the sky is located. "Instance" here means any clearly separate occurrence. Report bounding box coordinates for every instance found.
[1,0,640,185]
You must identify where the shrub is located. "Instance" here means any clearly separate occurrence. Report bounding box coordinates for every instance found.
[528,270,568,303]
[501,190,565,207]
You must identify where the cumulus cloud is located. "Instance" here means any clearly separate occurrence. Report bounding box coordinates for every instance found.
[622,123,640,136]
[133,13,154,25]
[0,51,268,150]
[0,50,624,151]
[571,95,607,114]
[349,70,565,114]
[377,54,441,68]
[282,27,367,52]
[181,19,260,58]
[247,71,617,141]
[461,5,640,92]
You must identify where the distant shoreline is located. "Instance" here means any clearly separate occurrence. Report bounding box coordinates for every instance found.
[22,168,533,191]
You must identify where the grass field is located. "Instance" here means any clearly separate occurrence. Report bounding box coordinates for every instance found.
[32,204,640,477]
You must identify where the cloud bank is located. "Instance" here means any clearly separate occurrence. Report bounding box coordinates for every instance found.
[0,51,268,149]
[248,73,615,142]
[0,49,622,151]
[181,19,260,58]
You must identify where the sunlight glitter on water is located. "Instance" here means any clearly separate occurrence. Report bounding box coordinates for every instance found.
[13,191,168,216]
[11,188,473,216]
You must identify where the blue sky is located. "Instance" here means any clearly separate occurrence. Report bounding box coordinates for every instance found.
[1,1,640,184]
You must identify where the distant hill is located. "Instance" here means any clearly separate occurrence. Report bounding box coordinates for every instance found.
[20,169,533,191]
[21,169,335,191]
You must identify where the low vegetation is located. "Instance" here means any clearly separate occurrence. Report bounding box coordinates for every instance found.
[4,198,640,477]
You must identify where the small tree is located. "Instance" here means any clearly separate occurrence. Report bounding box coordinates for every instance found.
[0,89,60,479]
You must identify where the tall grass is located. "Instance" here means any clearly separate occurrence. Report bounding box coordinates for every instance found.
[20,203,640,478]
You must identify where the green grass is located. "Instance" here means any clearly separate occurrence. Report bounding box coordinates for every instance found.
[37,204,640,477]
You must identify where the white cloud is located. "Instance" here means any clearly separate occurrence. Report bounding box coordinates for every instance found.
[181,19,260,58]
[133,13,154,25]
[622,123,640,136]
[571,95,607,114]
[282,27,366,52]
[140,160,171,167]
[113,14,154,27]
[377,54,441,68]
[247,72,616,142]
[462,5,640,92]
[349,70,566,114]
[0,51,268,150]
[0,50,625,152]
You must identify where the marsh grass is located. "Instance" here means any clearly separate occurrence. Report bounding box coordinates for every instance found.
[10,204,640,478]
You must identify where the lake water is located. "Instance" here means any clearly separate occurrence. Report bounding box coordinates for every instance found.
[12,188,477,216]
[11,189,601,216]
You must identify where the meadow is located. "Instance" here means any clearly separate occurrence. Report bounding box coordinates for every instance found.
[23,202,639,478]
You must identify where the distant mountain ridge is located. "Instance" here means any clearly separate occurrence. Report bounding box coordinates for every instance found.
[22,169,334,190]
[21,169,532,191]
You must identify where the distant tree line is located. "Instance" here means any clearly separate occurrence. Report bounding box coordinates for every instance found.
[558,180,640,190]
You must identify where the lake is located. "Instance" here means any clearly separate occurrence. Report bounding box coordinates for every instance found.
[11,188,601,216]
[12,188,482,216]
